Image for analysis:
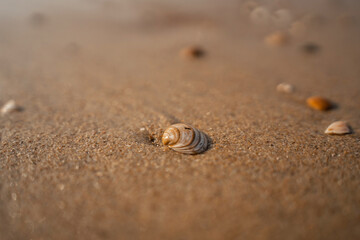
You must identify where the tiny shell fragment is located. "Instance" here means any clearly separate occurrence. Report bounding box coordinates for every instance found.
[306,96,332,111]
[180,46,205,59]
[276,83,295,93]
[1,100,20,115]
[325,121,352,135]
[265,31,290,47]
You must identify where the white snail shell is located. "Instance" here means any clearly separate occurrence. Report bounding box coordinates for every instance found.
[162,123,208,155]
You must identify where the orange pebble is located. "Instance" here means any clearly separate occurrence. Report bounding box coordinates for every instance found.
[306,96,332,111]
[264,31,290,47]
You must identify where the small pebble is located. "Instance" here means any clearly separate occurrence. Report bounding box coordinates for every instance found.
[250,6,271,25]
[58,184,65,191]
[180,46,205,59]
[325,121,352,135]
[11,193,17,201]
[265,31,290,47]
[276,83,295,93]
[306,96,332,111]
[1,100,20,115]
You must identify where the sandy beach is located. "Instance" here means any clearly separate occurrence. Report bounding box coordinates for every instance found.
[1,0,360,239]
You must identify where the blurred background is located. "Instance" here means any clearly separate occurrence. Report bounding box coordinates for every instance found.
[1,0,360,240]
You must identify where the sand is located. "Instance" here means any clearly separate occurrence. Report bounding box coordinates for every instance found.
[1,0,360,239]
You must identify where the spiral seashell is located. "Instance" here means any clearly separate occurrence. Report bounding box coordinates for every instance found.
[162,123,208,155]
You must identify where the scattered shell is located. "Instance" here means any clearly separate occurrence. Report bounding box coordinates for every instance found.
[250,7,271,25]
[265,31,290,47]
[1,100,20,115]
[325,121,352,135]
[162,123,208,154]
[306,96,332,111]
[180,46,205,59]
[272,9,293,27]
[301,42,320,54]
[276,83,295,93]
[289,21,307,37]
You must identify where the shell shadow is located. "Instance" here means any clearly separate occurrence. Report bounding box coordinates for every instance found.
[16,106,25,112]
[203,132,213,154]
[329,102,339,111]
[162,112,180,125]
[301,42,321,55]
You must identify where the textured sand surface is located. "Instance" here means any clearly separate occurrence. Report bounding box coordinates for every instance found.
[1,0,360,239]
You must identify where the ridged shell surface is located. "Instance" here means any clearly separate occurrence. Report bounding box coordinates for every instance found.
[162,123,208,154]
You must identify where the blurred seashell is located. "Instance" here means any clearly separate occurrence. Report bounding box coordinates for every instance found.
[289,21,307,37]
[306,96,332,111]
[325,121,352,135]
[180,46,205,59]
[250,7,271,25]
[276,83,295,93]
[265,31,290,47]
[1,100,20,115]
[162,123,208,154]
[272,9,293,27]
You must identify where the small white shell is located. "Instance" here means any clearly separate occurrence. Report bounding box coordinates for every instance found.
[276,83,295,93]
[325,121,352,135]
[1,100,19,115]
[162,123,208,155]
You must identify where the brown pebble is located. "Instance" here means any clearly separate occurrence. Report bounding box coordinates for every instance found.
[180,46,205,59]
[325,121,352,135]
[265,31,290,47]
[306,96,332,111]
